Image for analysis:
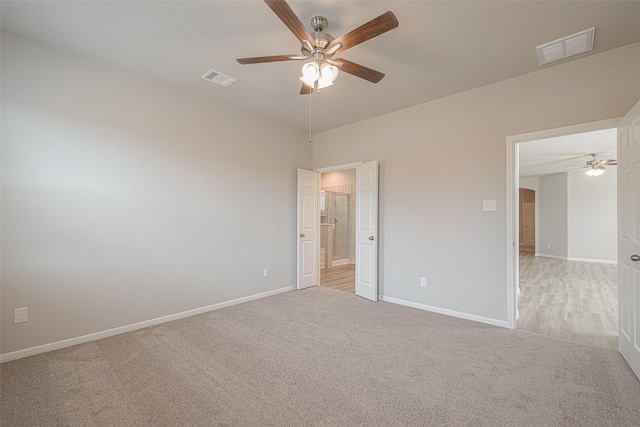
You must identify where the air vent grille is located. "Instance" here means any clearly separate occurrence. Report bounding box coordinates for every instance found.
[536,28,595,65]
[201,69,237,87]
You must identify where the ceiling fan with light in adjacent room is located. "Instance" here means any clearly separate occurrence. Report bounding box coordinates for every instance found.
[572,153,617,176]
[237,0,399,94]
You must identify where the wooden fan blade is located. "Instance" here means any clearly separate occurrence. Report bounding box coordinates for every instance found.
[329,11,399,53]
[300,83,313,95]
[336,58,385,83]
[237,54,302,64]
[264,0,314,45]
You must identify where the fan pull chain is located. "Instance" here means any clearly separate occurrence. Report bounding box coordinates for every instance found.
[308,85,313,143]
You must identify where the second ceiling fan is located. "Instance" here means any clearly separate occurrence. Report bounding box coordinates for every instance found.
[237,0,399,94]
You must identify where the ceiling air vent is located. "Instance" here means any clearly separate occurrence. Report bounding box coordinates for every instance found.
[536,27,595,65]
[201,69,237,87]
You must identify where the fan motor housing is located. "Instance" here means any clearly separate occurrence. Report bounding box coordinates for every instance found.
[301,16,335,56]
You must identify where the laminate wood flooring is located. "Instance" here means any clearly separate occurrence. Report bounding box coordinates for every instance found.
[517,251,618,350]
[321,264,355,293]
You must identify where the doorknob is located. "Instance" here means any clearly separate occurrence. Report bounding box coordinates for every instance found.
[369,236,375,241]
[631,254,640,262]
[300,233,305,238]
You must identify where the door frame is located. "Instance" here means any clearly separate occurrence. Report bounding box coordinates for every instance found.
[505,118,621,329]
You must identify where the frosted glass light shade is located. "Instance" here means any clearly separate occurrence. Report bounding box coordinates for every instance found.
[585,167,604,176]
[320,63,339,81]
[300,62,320,86]
[316,78,333,89]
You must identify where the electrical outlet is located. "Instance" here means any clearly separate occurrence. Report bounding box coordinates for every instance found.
[420,277,427,287]
[547,244,551,249]
[263,268,269,278]
[14,307,28,324]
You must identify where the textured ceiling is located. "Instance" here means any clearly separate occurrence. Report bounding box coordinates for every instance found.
[2,1,640,133]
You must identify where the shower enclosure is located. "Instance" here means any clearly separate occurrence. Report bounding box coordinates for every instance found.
[320,191,351,268]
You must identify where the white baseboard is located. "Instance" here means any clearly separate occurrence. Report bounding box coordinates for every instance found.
[0,285,295,364]
[331,258,351,267]
[566,257,617,264]
[378,295,509,329]
[537,253,567,260]
[538,253,617,264]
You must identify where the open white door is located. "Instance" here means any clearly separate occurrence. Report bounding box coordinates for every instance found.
[355,161,379,301]
[618,99,640,380]
[297,169,319,289]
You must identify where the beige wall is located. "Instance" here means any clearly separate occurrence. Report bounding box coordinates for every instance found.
[567,170,617,262]
[0,34,310,354]
[313,42,640,323]
[539,173,569,258]
[322,170,356,188]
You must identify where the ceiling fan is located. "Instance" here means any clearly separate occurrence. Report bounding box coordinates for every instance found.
[571,153,617,176]
[237,0,399,94]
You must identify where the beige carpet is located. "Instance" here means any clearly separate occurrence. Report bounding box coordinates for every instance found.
[2,287,639,426]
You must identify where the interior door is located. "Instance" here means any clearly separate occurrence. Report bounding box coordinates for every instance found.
[297,169,319,289]
[618,99,640,380]
[523,202,535,247]
[355,161,379,301]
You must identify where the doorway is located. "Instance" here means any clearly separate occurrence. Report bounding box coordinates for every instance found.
[507,119,620,350]
[297,161,379,301]
[519,188,535,251]
[319,170,356,293]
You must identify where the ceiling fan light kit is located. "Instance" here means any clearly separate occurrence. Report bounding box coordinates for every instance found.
[300,60,339,88]
[580,154,616,177]
[237,0,399,94]
[585,166,605,177]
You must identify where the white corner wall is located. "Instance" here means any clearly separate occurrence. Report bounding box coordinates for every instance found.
[0,33,310,355]
[538,173,569,258]
[567,171,617,262]
[312,42,640,324]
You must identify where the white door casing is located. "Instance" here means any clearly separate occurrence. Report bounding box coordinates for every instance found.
[297,169,319,289]
[355,161,379,301]
[618,99,640,380]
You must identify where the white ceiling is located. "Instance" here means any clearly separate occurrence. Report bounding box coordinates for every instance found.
[518,128,617,177]
[1,1,640,133]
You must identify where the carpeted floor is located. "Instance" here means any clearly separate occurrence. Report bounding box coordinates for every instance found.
[2,286,639,426]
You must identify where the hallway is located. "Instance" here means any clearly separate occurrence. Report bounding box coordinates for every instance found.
[517,250,618,350]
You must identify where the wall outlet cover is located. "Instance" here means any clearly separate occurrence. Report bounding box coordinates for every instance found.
[482,200,497,212]
[14,307,28,324]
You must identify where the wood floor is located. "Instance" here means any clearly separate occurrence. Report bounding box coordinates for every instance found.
[517,249,618,350]
[320,253,618,351]
[320,264,355,293]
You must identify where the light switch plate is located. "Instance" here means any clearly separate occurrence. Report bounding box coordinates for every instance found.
[483,200,496,212]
